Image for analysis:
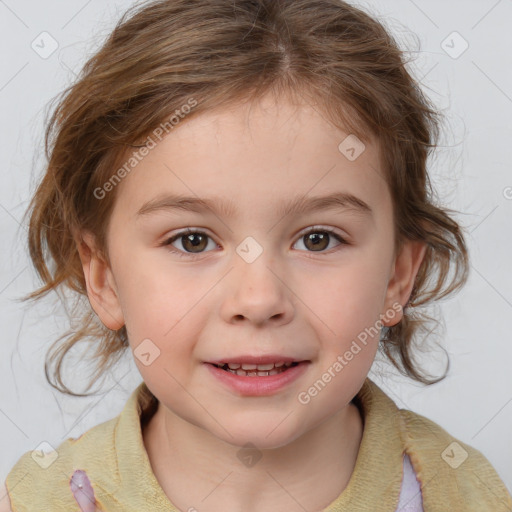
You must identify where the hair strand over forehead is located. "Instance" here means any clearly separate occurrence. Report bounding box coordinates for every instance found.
[22,0,469,396]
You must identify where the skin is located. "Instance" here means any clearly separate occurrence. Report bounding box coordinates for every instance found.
[0,483,12,512]
[77,91,426,512]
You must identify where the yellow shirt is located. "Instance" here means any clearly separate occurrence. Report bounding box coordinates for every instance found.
[6,378,512,511]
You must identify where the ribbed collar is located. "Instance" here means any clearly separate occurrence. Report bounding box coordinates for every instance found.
[325,378,404,510]
[111,378,405,510]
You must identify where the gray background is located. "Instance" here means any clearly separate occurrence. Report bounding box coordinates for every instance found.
[1,0,511,496]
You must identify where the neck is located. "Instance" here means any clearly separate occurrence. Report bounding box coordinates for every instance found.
[142,399,363,512]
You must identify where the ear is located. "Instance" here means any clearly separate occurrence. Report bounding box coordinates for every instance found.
[381,239,427,327]
[76,231,125,330]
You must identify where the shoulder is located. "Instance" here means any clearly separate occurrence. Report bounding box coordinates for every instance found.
[5,415,119,511]
[397,408,512,511]
[0,482,13,512]
[4,382,148,511]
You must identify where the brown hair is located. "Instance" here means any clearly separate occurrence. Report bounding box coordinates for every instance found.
[22,0,469,396]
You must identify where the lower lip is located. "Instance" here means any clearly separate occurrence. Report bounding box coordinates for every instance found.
[205,362,310,396]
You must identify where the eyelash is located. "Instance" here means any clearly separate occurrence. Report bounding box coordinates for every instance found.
[162,227,349,259]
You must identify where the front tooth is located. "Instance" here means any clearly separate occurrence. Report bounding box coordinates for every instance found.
[241,363,257,370]
[228,363,241,370]
[256,363,275,371]
[274,361,285,368]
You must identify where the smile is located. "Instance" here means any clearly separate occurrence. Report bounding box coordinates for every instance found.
[213,361,299,376]
[205,361,309,396]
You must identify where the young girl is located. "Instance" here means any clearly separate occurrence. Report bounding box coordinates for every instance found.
[2,0,511,510]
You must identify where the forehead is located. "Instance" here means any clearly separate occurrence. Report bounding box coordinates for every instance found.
[110,93,390,224]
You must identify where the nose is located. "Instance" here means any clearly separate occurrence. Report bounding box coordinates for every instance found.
[219,253,295,327]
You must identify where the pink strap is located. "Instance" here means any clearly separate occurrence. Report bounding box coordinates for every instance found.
[70,470,97,512]
[68,457,421,511]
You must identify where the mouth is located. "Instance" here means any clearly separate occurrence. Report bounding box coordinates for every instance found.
[210,361,300,377]
[205,359,310,395]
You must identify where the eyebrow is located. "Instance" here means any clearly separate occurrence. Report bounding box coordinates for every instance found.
[136,191,373,219]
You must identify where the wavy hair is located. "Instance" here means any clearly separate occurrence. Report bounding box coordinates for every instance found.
[22,0,469,396]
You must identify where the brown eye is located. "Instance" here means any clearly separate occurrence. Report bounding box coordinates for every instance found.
[164,229,217,256]
[180,232,208,252]
[293,228,347,253]
[303,232,330,251]
[163,227,347,258]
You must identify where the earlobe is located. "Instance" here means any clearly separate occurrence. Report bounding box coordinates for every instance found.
[382,240,427,327]
[76,231,125,331]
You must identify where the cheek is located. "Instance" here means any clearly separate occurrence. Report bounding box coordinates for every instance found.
[295,255,390,338]
[112,251,211,350]
[112,250,193,331]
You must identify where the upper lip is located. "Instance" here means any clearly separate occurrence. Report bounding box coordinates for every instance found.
[207,355,309,365]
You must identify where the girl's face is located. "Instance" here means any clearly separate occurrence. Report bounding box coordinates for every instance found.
[83,93,424,449]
